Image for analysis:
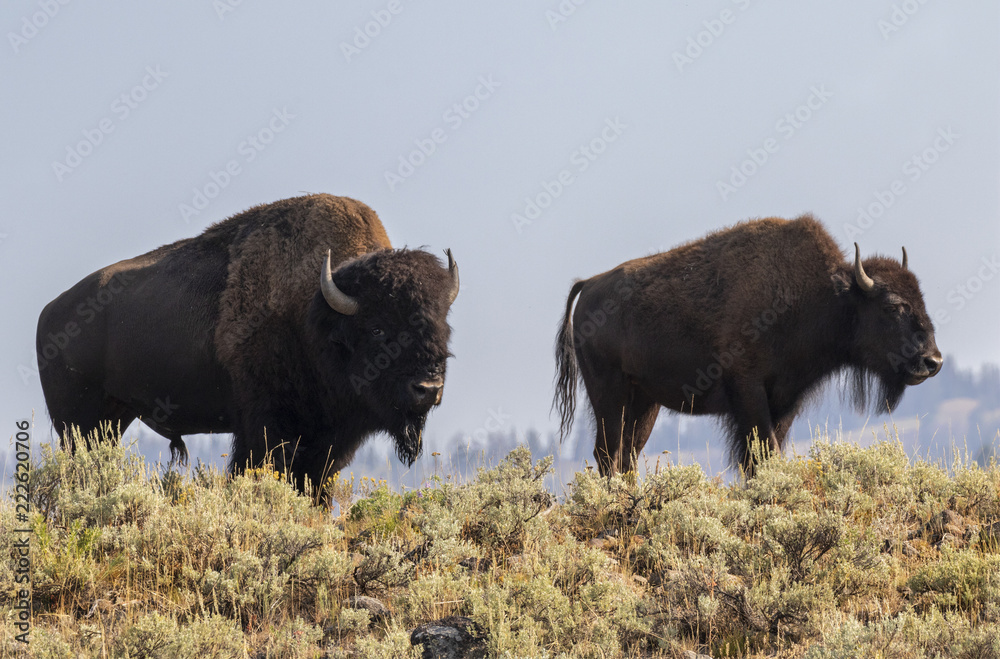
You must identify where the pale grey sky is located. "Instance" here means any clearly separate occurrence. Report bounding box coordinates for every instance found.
[2,2,998,471]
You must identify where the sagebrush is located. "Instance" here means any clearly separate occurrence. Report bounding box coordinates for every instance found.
[2,428,999,658]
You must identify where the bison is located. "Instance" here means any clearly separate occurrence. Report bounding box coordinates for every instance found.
[554,215,942,476]
[37,194,459,501]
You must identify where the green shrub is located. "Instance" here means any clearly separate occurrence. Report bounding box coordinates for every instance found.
[908,548,1000,615]
[4,430,1000,658]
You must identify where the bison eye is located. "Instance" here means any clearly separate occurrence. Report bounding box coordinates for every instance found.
[881,295,909,316]
[882,302,908,316]
[370,327,385,338]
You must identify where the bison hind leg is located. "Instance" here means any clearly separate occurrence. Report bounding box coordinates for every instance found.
[619,391,659,474]
[589,382,659,476]
[53,395,135,454]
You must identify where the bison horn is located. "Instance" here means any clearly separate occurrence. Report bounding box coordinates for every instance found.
[320,250,360,315]
[445,249,460,306]
[853,243,876,295]
[901,246,908,270]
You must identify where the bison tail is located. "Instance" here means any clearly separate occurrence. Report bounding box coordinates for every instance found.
[553,279,586,442]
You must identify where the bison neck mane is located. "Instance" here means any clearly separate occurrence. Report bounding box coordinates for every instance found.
[301,293,426,468]
[743,258,906,426]
[787,268,906,419]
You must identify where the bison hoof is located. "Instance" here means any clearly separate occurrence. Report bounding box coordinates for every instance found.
[169,439,189,466]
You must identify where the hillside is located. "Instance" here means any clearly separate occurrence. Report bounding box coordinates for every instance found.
[2,430,999,658]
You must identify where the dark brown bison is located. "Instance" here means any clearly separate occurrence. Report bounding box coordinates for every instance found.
[37,194,459,501]
[554,215,941,476]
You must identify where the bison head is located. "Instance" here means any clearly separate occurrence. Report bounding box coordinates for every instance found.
[313,247,459,466]
[845,243,942,412]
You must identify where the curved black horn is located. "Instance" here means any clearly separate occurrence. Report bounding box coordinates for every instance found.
[901,246,908,270]
[320,250,360,315]
[445,249,459,306]
[853,243,876,295]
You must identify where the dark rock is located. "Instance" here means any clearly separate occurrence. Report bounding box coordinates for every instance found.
[884,538,919,556]
[927,510,970,549]
[343,595,390,623]
[404,540,432,563]
[684,650,715,659]
[348,529,372,551]
[935,533,959,549]
[458,556,492,572]
[411,616,488,659]
[588,536,612,550]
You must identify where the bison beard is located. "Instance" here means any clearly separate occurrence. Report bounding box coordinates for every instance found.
[848,367,906,417]
[395,415,426,467]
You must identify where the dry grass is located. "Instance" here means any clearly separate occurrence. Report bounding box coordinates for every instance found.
[2,425,999,658]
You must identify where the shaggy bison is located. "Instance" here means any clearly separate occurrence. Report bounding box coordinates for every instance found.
[554,215,941,476]
[37,194,459,501]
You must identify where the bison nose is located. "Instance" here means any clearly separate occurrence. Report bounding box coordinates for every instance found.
[410,379,444,407]
[923,354,943,377]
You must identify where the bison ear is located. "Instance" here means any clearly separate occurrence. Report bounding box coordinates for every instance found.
[831,272,852,295]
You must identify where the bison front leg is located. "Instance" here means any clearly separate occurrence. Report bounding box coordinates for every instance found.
[727,380,780,477]
[301,443,351,507]
[229,418,296,477]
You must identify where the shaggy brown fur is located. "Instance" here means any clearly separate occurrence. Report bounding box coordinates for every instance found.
[554,215,942,476]
[37,194,457,502]
[214,195,391,364]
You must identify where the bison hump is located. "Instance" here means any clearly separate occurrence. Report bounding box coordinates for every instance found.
[213,194,392,362]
